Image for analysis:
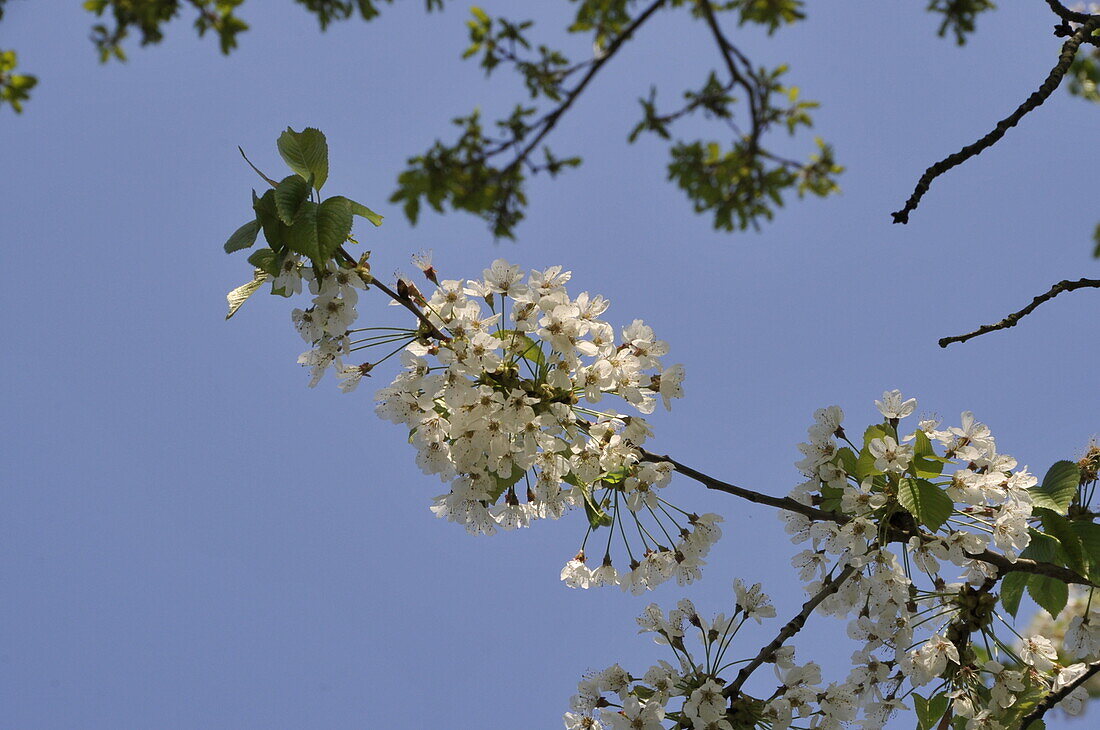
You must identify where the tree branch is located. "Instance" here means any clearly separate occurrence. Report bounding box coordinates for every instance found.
[1020,659,1100,728]
[938,277,1100,347]
[1045,0,1095,24]
[892,17,1100,224]
[697,1,761,153]
[639,448,844,523]
[639,449,1095,586]
[498,0,668,179]
[724,564,859,699]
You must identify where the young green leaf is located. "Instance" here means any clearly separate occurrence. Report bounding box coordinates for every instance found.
[486,462,526,502]
[1030,460,1081,515]
[274,174,312,225]
[492,329,546,367]
[246,248,282,276]
[286,197,353,265]
[223,219,260,253]
[253,189,290,253]
[1027,574,1069,619]
[911,429,945,478]
[999,570,1028,617]
[1071,521,1100,581]
[330,196,384,226]
[913,691,949,730]
[225,275,265,319]
[277,127,329,191]
[1035,508,1087,576]
[896,478,953,532]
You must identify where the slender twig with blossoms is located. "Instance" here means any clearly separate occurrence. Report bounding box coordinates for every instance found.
[222,129,1100,729]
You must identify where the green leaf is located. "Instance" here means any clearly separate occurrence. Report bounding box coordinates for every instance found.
[274,174,312,225]
[492,329,546,367]
[246,248,282,277]
[855,424,893,480]
[286,197,353,265]
[223,219,260,253]
[1029,461,1080,515]
[225,275,265,319]
[896,478,953,532]
[1000,571,1028,617]
[331,196,384,226]
[1035,508,1087,576]
[834,447,857,476]
[911,430,945,478]
[1071,521,1100,582]
[486,462,526,503]
[277,127,329,190]
[253,189,289,253]
[913,691,949,730]
[1028,574,1069,619]
[581,487,613,530]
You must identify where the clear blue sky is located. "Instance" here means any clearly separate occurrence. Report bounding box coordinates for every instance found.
[2,2,1097,728]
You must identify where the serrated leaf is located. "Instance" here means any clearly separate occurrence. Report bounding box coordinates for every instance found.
[897,478,953,532]
[223,219,260,253]
[913,691,949,730]
[582,489,613,530]
[277,127,328,190]
[1000,571,1028,617]
[486,462,526,503]
[834,447,857,476]
[1027,574,1069,619]
[1071,521,1100,582]
[911,430,945,478]
[1036,508,1087,576]
[253,189,289,253]
[274,174,311,225]
[1029,461,1080,515]
[330,196,383,226]
[246,248,282,277]
[855,424,893,480]
[493,329,546,366]
[225,275,266,320]
[286,197,353,265]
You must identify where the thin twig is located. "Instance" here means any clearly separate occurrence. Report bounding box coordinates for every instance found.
[1020,659,1100,728]
[497,0,668,179]
[892,17,1100,224]
[938,277,1100,347]
[337,247,450,341]
[697,0,762,153]
[724,564,858,699]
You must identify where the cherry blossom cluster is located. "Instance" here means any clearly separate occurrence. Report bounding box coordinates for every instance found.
[566,393,1091,729]
[368,259,710,591]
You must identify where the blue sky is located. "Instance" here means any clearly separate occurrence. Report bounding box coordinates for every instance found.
[2,2,1097,728]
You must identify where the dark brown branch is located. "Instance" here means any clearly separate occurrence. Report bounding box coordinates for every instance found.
[697,1,761,152]
[1045,0,1095,23]
[337,246,451,341]
[938,277,1100,347]
[639,449,844,523]
[724,564,858,699]
[1020,659,1100,728]
[892,17,1100,224]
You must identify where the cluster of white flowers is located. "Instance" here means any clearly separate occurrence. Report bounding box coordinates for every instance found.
[565,392,1082,729]
[364,259,710,591]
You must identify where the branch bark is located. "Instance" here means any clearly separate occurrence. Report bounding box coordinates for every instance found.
[938,277,1100,347]
[1020,659,1100,728]
[724,564,859,699]
[892,17,1100,224]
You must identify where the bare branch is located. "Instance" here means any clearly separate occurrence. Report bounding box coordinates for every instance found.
[938,277,1100,347]
[892,17,1100,224]
[1045,0,1095,24]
